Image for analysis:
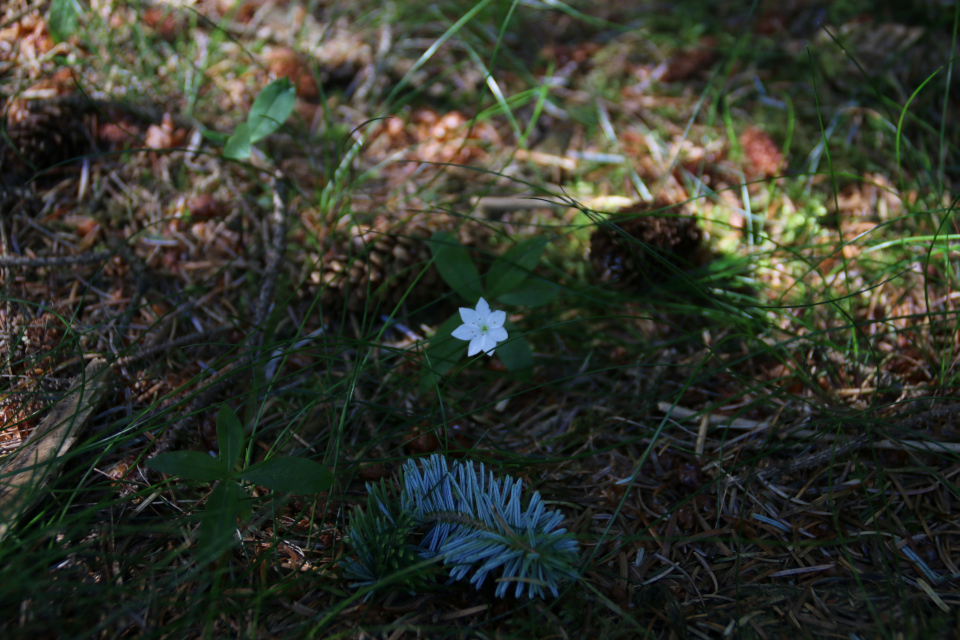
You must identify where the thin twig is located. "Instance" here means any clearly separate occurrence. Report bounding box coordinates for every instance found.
[0,251,112,267]
[252,171,289,335]
[115,327,230,368]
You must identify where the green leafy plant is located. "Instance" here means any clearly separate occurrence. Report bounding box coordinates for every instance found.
[48,0,81,43]
[146,404,334,563]
[424,233,557,384]
[342,454,579,600]
[201,78,297,160]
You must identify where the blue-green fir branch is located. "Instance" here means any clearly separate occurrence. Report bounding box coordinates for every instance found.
[339,479,434,593]
[343,455,579,599]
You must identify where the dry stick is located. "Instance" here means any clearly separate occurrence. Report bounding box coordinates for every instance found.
[146,172,289,459]
[0,251,113,267]
[114,327,230,369]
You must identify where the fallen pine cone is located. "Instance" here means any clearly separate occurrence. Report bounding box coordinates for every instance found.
[318,213,491,314]
[589,196,706,289]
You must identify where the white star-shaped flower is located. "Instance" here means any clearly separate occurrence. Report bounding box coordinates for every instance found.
[451,297,508,356]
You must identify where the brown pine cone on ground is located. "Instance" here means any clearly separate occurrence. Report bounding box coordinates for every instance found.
[740,126,784,179]
[319,213,490,314]
[589,196,705,290]
[1,97,92,181]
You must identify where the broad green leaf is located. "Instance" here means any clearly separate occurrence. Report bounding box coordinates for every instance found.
[495,276,558,308]
[200,129,230,144]
[429,231,482,302]
[486,237,549,298]
[48,0,79,43]
[223,123,252,160]
[420,314,468,390]
[147,451,229,482]
[216,404,244,472]
[239,457,334,494]
[237,491,253,520]
[196,480,243,562]
[497,320,533,379]
[248,78,297,143]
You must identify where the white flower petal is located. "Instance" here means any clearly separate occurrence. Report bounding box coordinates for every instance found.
[475,297,491,320]
[474,334,491,355]
[489,326,508,343]
[452,324,476,340]
[459,307,479,325]
[467,337,483,356]
[487,310,506,328]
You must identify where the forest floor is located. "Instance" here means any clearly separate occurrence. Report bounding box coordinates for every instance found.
[1,1,959,638]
